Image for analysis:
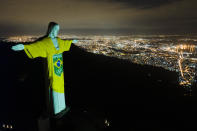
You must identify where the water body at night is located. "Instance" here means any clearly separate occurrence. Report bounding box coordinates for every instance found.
[0,35,197,130]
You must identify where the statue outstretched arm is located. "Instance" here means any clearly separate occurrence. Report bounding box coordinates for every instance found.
[72,39,78,44]
[11,39,47,58]
[11,44,24,51]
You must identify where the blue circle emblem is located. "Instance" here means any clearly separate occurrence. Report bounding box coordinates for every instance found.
[57,60,61,67]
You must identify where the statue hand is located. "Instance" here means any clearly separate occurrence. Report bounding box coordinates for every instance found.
[11,44,24,51]
[72,40,78,44]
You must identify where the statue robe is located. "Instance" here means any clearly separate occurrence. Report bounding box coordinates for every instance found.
[24,36,73,115]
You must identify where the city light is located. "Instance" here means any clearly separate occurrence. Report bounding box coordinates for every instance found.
[104,119,110,127]
[2,124,13,129]
[5,35,197,90]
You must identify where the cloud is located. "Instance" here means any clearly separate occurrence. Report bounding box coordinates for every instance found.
[0,0,196,35]
[107,0,183,9]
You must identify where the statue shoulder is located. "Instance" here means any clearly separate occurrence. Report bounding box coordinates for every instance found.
[41,37,52,44]
[57,37,62,41]
[57,37,64,43]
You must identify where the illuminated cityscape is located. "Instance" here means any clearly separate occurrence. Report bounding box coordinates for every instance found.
[1,0,196,129]
[1,34,197,130]
[74,35,197,89]
[3,35,197,90]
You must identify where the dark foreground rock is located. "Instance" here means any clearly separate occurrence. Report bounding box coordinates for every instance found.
[0,41,197,131]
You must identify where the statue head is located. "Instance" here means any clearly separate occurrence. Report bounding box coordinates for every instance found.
[46,22,60,38]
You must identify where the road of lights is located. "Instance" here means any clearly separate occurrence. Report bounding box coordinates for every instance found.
[4,35,197,88]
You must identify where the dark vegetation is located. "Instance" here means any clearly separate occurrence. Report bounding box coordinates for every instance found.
[0,41,197,131]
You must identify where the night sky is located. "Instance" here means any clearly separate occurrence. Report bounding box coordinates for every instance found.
[0,0,197,36]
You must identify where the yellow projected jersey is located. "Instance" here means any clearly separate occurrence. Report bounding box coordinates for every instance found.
[24,37,73,93]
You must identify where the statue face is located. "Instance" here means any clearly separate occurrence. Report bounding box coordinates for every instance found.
[50,25,60,38]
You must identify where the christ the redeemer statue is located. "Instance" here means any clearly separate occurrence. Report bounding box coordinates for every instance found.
[11,22,78,118]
